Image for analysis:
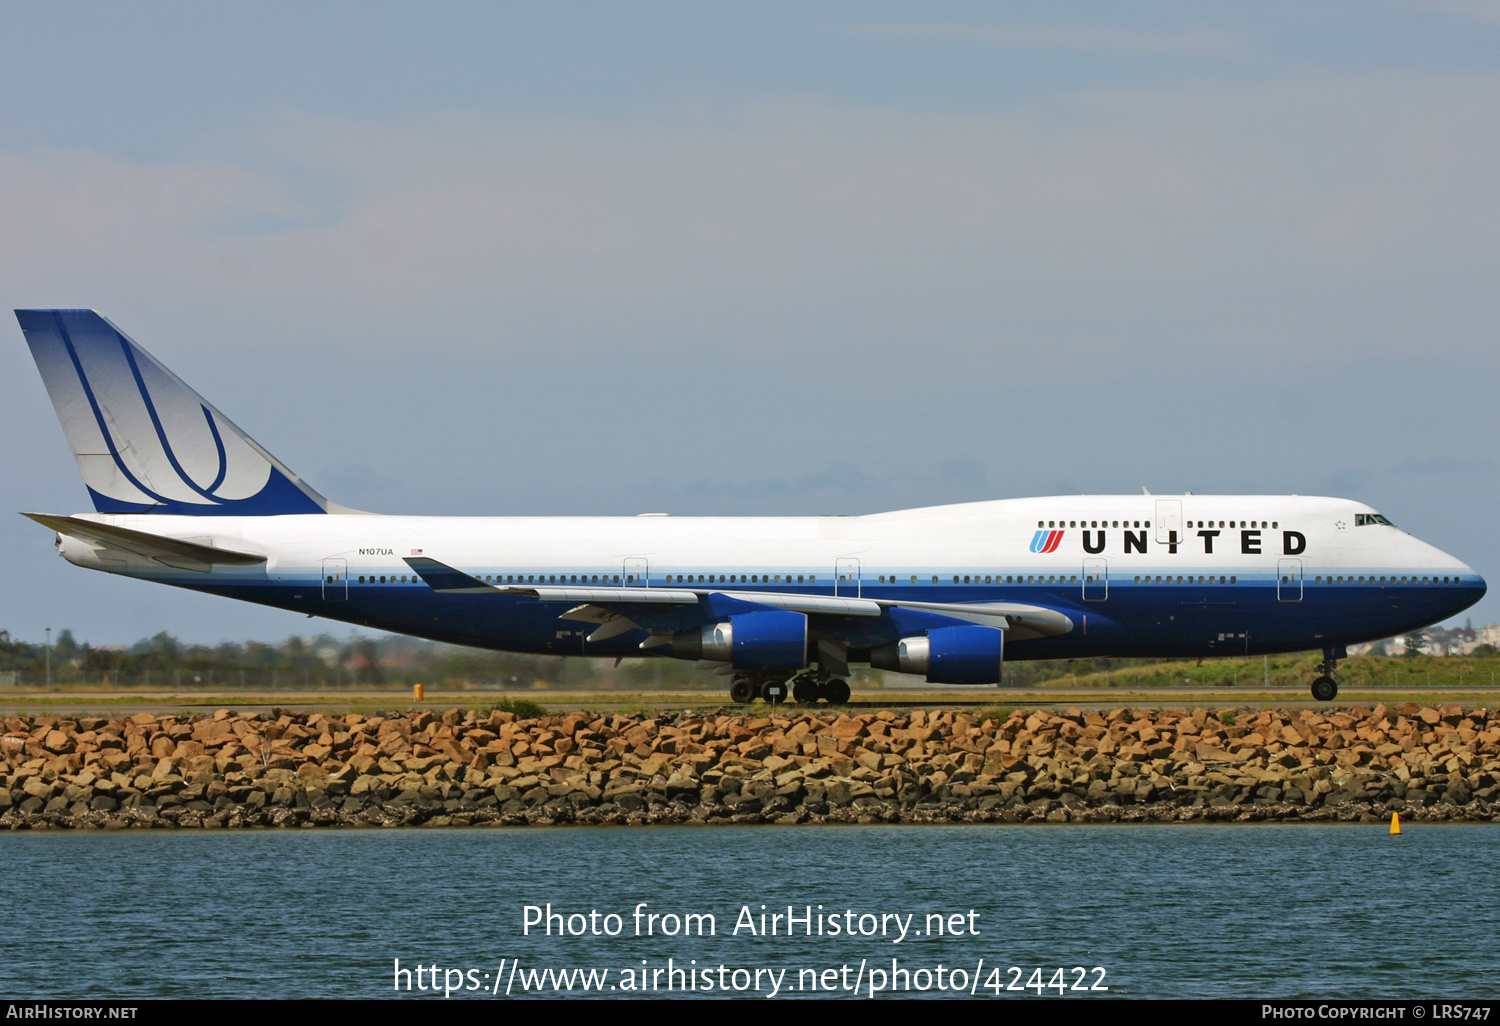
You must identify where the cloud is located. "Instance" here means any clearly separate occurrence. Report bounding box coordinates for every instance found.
[4,73,1500,386]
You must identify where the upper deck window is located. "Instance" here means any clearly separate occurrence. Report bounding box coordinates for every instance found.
[1355,513,1395,527]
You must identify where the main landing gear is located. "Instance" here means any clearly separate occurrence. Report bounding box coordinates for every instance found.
[1310,646,1346,702]
[790,671,850,706]
[728,671,850,706]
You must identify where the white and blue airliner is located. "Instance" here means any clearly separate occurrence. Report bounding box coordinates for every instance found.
[15,310,1487,704]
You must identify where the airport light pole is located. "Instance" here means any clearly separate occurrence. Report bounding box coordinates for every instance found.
[45,627,51,689]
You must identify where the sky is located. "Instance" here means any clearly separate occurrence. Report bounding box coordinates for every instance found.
[2,0,1499,646]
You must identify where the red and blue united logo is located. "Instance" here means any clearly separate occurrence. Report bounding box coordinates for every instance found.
[1030,529,1063,554]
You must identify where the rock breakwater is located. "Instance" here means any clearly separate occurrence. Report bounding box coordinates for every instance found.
[3,703,1499,829]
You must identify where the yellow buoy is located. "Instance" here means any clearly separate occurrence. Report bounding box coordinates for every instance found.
[1390,812,1401,835]
[414,683,424,702]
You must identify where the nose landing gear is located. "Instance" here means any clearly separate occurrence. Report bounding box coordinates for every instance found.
[1310,646,1346,701]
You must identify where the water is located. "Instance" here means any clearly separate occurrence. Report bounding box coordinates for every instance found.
[2,823,1496,999]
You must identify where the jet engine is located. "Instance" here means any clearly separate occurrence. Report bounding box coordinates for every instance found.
[871,624,1004,685]
[669,610,808,670]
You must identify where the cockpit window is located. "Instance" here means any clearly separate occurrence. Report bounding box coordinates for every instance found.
[1355,513,1395,527]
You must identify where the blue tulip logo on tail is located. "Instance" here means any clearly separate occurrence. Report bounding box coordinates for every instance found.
[15,310,333,516]
[1030,530,1064,554]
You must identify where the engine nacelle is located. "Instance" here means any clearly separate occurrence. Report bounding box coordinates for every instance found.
[872,625,1004,685]
[670,610,808,670]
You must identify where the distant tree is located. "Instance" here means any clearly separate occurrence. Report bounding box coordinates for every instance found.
[81,648,123,674]
[1401,631,1426,658]
[147,631,179,659]
[0,631,36,671]
[352,639,385,684]
[53,629,80,661]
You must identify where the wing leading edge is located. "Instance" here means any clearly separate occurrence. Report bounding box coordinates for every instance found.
[402,556,1074,646]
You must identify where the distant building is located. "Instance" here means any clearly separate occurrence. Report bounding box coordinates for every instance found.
[1350,624,1496,656]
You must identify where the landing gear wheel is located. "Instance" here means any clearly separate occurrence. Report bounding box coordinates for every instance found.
[729,677,756,705]
[792,677,820,705]
[759,679,788,704]
[1311,675,1338,702]
[1311,646,1345,702]
[824,678,851,705]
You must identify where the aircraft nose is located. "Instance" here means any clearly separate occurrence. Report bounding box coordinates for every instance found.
[1449,566,1488,616]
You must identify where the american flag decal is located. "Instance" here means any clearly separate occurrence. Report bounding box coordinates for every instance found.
[410,548,423,556]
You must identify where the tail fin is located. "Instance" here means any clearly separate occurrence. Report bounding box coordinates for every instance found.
[16,309,341,516]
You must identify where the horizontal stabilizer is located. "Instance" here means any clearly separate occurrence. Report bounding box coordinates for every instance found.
[24,512,267,571]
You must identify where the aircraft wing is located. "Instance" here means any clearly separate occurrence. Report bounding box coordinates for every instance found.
[403,556,1073,642]
[23,512,267,572]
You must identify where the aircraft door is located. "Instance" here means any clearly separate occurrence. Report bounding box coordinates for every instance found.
[835,557,861,597]
[321,558,348,601]
[1155,499,1183,547]
[1082,557,1108,601]
[623,557,649,586]
[1278,558,1303,602]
